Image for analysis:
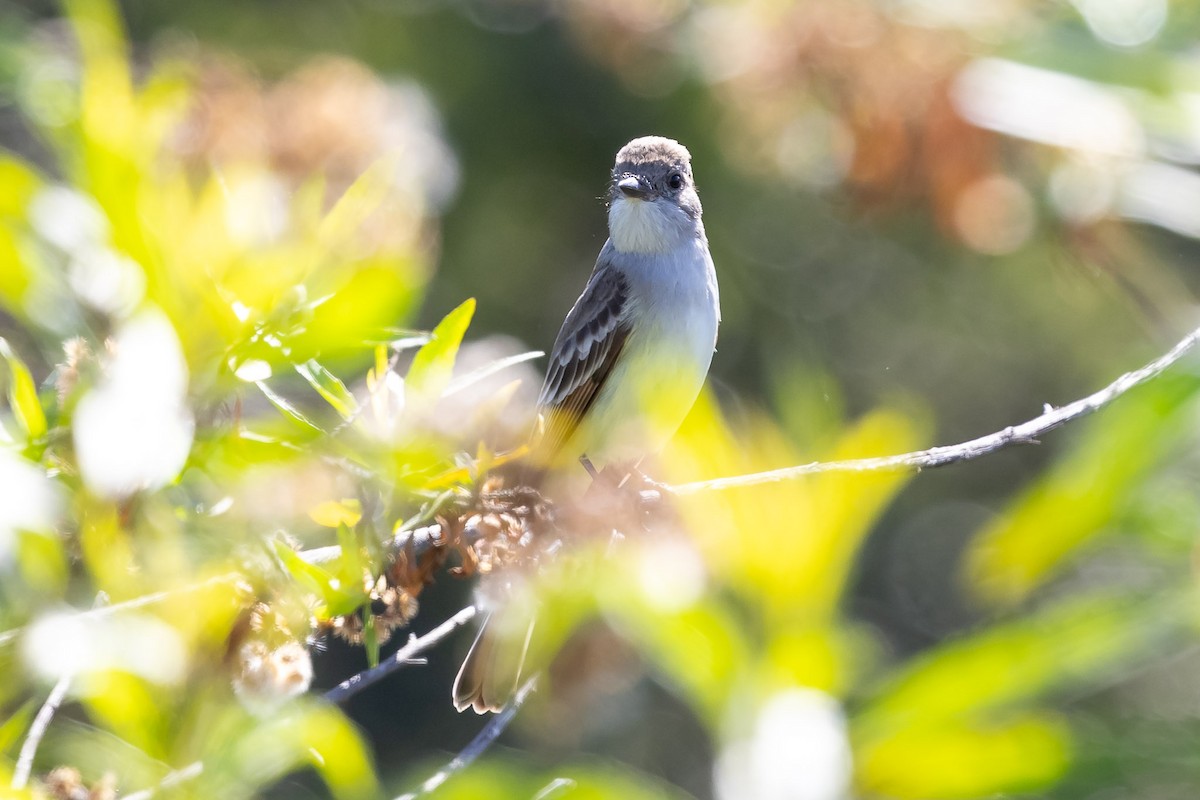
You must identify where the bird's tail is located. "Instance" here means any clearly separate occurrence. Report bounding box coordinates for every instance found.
[452,608,536,714]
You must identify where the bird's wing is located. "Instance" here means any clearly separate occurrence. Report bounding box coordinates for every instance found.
[532,262,632,464]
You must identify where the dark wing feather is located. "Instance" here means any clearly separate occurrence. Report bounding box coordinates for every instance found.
[531,264,631,464]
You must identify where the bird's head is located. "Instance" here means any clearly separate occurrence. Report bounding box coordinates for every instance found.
[608,136,702,254]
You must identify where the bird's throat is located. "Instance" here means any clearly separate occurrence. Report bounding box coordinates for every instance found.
[608,198,684,254]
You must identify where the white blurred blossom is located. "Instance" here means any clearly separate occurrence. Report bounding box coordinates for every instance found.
[67,245,146,316]
[224,173,292,247]
[953,58,1144,158]
[1073,0,1167,49]
[23,610,186,685]
[27,186,109,255]
[637,537,707,613]
[0,448,60,564]
[716,688,853,800]
[73,309,194,497]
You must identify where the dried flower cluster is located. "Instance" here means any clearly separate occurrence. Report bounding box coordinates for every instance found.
[227,601,314,713]
[36,766,116,800]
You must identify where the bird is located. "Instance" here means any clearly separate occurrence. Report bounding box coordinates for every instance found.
[452,135,721,713]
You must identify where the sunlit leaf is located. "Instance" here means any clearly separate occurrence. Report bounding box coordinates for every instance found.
[290,265,423,359]
[310,499,363,529]
[297,359,360,421]
[406,297,475,412]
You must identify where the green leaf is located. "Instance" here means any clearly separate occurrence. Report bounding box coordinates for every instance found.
[362,608,379,669]
[256,381,323,432]
[289,265,423,359]
[296,359,359,421]
[405,298,475,411]
[0,338,46,440]
[274,540,364,618]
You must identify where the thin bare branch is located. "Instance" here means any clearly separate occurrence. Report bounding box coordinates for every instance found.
[324,605,478,704]
[394,676,538,800]
[11,674,71,790]
[674,323,1200,495]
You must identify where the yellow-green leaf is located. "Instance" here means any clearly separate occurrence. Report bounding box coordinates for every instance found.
[405,297,474,412]
[0,338,46,440]
[309,499,363,529]
[856,712,1071,799]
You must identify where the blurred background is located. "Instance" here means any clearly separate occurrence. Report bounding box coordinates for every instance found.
[3,0,1200,798]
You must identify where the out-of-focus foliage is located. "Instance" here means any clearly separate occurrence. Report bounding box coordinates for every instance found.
[3,0,1200,799]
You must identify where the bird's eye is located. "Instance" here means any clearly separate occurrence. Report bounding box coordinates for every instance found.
[667,172,684,190]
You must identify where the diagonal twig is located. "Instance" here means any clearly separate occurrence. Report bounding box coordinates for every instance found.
[673,323,1200,495]
[11,674,71,790]
[324,605,478,704]
[394,676,538,800]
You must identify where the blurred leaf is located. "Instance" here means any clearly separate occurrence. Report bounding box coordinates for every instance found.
[274,540,364,618]
[412,758,694,800]
[665,392,926,622]
[856,592,1185,736]
[600,564,753,725]
[81,672,166,759]
[855,712,1071,799]
[966,376,1199,606]
[406,297,475,411]
[319,152,401,246]
[310,499,363,529]
[15,530,69,595]
[290,265,423,359]
[0,156,41,219]
[0,339,47,441]
[297,359,360,421]
[0,223,28,312]
[0,701,35,756]
[235,703,381,800]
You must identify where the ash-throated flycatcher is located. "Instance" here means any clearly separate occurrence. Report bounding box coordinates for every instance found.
[453,135,721,713]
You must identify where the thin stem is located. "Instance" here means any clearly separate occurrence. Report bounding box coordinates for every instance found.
[11,674,71,790]
[674,323,1200,494]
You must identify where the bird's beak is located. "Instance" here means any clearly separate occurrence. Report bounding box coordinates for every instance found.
[617,175,652,200]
